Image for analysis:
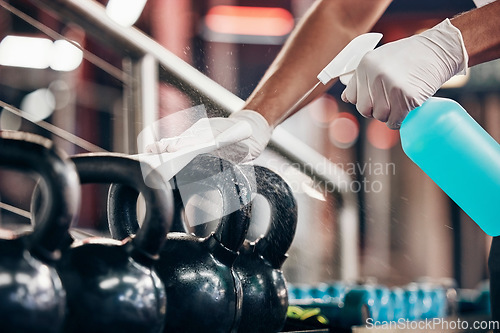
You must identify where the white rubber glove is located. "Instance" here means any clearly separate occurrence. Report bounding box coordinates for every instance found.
[146,110,272,163]
[341,19,468,129]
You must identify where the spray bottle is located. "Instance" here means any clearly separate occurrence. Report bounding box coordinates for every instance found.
[400,97,500,236]
[303,33,500,236]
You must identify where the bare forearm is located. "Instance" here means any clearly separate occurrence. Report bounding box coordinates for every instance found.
[243,0,392,127]
[451,0,500,67]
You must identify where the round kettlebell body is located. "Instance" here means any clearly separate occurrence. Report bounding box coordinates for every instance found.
[58,240,165,333]
[0,132,80,333]
[0,236,65,333]
[234,241,288,332]
[157,233,241,332]
[58,154,173,333]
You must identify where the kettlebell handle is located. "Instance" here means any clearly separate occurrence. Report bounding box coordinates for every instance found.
[71,153,173,265]
[107,184,140,241]
[108,185,186,241]
[108,154,252,255]
[0,131,80,261]
[243,165,298,269]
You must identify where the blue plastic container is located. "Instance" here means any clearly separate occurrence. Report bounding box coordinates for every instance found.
[400,97,500,236]
[389,288,406,321]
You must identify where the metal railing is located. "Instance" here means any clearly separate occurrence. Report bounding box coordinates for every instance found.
[30,0,360,280]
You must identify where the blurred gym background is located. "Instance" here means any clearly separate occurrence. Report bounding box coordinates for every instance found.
[0,0,498,291]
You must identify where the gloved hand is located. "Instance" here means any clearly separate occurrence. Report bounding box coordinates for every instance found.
[341,19,469,129]
[146,110,272,163]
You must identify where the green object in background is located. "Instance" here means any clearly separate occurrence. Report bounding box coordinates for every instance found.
[287,305,329,325]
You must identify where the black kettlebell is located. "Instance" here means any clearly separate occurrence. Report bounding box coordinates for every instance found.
[58,153,173,333]
[234,165,298,333]
[0,131,80,333]
[107,154,252,333]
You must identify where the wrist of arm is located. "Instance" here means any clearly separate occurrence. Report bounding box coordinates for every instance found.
[230,110,273,135]
[451,0,500,67]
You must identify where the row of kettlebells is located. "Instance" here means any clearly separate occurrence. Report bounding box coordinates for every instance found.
[0,131,299,333]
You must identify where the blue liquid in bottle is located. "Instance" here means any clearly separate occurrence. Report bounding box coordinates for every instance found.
[400,97,500,236]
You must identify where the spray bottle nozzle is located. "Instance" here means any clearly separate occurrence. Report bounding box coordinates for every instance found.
[316,32,383,85]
